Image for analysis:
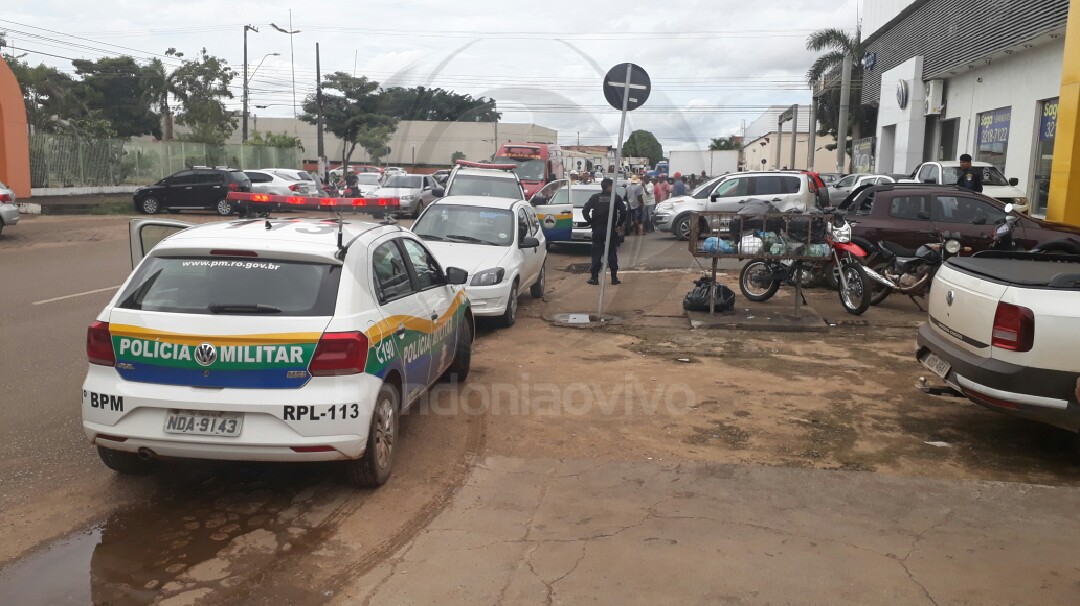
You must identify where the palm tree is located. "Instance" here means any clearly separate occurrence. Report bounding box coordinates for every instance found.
[140,58,175,140]
[708,136,741,151]
[804,26,875,150]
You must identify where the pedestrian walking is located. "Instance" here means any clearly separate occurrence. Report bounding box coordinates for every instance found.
[582,178,627,285]
[642,174,656,233]
[957,153,984,193]
[672,173,687,197]
[625,174,646,235]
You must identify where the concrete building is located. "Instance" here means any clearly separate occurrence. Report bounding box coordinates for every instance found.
[741,105,840,172]
[862,0,1069,216]
[200,118,558,169]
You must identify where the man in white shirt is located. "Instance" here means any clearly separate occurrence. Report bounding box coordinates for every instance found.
[641,175,656,233]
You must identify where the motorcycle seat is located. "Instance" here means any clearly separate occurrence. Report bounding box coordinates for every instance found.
[879,240,918,258]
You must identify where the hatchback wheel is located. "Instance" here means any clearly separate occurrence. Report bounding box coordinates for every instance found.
[499,280,519,327]
[215,198,234,216]
[140,197,160,215]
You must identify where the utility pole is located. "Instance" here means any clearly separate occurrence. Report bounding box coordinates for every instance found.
[790,104,798,170]
[316,42,325,178]
[242,25,258,143]
[807,82,818,171]
[837,52,853,173]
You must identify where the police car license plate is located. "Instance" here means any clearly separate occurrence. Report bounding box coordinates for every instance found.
[164,410,243,437]
[920,353,951,379]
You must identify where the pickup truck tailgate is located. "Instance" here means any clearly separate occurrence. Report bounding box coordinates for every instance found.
[927,263,1007,358]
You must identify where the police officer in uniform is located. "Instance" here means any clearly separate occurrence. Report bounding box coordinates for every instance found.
[957,154,983,193]
[582,178,627,286]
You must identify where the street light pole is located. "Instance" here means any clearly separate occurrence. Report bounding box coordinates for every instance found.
[271,19,302,135]
[242,25,258,143]
[316,42,325,179]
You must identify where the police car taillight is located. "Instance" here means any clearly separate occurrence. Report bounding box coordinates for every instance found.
[309,332,368,376]
[87,321,115,366]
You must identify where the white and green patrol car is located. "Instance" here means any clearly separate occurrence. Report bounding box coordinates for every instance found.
[82,217,474,486]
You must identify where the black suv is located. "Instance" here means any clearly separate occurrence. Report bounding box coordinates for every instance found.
[134,167,252,216]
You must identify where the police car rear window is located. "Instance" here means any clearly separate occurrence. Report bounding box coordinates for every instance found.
[447,175,522,199]
[117,257,341,316]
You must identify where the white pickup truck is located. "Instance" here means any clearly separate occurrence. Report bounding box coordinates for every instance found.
[916,252,1080,437]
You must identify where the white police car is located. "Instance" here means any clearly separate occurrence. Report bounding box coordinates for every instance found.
[411,196,546,327]
[82,216,474,486]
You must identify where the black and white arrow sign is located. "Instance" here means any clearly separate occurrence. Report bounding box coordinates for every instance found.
[602,63,651,111]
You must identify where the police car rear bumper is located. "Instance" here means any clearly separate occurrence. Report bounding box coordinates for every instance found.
[82,366,381,462]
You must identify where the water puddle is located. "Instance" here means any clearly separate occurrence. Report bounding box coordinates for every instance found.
[0,461,337,605]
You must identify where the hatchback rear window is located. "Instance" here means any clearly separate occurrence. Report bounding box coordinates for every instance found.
[117,257,341,316]
[230,171,252,185]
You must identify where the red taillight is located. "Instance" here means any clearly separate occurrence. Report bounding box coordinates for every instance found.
[309,332,368,377]
[228,182,240,191]
[87,321,115,366]
[289,184,299,191]
[992,302,1034,352]
[0,193,10,202]
[290,445,337,453]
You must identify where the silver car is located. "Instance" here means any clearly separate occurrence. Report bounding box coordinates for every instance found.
[372,174,438,217]
[245,170,318,196]
[828,174,895,205]
[0,179,19,236]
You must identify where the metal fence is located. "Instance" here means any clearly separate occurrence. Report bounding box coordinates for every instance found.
[29,134,303,188]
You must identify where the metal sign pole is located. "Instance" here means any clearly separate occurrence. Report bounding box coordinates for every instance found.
[598,64,633,316]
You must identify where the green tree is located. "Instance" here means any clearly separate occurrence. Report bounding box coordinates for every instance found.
[805,26,876,153]
[621,130,663,166]
[168,48,236,145]
[451,150,466,163]
[355,124,394,163]
[708,136,741,151]
[140,57,176,140]
[71,56,159,139]
[249,130,303,149]
[299,72,397,168]
[378,87,499,122]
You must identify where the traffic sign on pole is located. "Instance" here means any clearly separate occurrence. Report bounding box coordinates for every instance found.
[603,63,652,112]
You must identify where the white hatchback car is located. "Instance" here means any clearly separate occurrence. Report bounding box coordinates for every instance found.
[411,196,547,327]
[82,217,474,486]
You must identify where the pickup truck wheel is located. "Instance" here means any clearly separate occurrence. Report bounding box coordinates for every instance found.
[345,384,400,487]
[97,445,156,475]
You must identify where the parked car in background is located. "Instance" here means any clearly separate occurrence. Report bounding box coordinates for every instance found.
[829,174,897,205]
[838,184,1080,255]
[917,252,1080,439]
[902,161,1029,210]
[435,162,527,201]
[353,173,383,196]
[818,173,845,186]
[372,174,438,217]
[432,169,451,185]
[384,167,407,177]
[654,171,817,240]
[0,179,19,236]
[411,196,546,327]
[244,170,318,197]
[133,167,252,216]
[546,183,601,243]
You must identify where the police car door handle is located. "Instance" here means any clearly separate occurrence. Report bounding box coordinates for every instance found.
[430,312,439,321]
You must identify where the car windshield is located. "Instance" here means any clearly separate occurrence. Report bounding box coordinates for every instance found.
[412,204,515,246]
[942,166,1011,187]
[835,174,859,188]
[447,175,522,199]
[692,178,723,199]
[357,174,381,185]
[550,187,599,208]
[383,175,423,189]
[494,157,546,181]
[117,257,341,316]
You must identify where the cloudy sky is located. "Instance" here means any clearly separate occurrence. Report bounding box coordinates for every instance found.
[3,0,859,151]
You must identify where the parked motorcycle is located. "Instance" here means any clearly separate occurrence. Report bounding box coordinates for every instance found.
[861,231,969,308]
[739,212,873,315]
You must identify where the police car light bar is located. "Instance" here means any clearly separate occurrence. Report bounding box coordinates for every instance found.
[454,160,518,171]
[227,192,400,211]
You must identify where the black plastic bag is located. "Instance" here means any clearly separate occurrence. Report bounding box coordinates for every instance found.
[683,276,736,312]
[785,215,828,244]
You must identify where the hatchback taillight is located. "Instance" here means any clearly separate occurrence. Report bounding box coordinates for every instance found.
[992,302,1034,352]
[309,332,368,376]
[289,184,299,191]
[228,182,240,191]
[0,193,10,202]
[87,321,115,366]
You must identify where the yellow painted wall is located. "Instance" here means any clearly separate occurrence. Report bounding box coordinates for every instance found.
[1047,0,1080,225]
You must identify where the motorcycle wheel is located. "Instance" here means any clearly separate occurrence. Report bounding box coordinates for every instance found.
[837,261,872,315]
[868,261,892,306]
[739,260,781,302]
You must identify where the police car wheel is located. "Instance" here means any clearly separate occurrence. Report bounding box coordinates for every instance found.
[347,384,400,487]
[499,280,519,327]
[530,265,545,298]
[97,445,156,475]
[442,319,472,383]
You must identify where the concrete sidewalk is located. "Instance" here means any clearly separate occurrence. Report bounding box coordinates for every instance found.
[343,457,1080,605]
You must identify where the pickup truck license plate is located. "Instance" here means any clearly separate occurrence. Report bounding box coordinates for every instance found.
[164,410,243,437]
[921,353,951,379]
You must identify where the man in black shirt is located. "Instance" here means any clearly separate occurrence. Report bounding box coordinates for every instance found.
[582,178,627,285]
[957,154,983,193]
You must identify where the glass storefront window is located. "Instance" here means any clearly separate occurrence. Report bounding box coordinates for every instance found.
[975,106,1011,170]
[1032,98,1058,217]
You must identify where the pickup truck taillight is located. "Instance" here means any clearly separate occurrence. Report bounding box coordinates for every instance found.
[87,321,116,366]
[992,302,1034,352]
[309,332,369,376]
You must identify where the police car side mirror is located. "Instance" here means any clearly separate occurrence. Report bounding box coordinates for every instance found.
[445,267,468,285]
[432,186,446,197]
[1008,177,1019,187]
[520,236,541,249]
